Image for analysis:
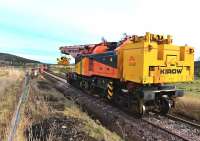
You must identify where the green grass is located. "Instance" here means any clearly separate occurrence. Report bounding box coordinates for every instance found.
[48,65,75,75]
[174,79,200,121]
[175,79,200,97]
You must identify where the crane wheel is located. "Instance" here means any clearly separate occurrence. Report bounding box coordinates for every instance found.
[160,97,171,115]
[136,98,145,117]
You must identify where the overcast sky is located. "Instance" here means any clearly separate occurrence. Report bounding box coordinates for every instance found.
[0,0,199,63]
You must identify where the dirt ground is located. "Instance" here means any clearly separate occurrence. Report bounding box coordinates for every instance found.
[25,116,96,141]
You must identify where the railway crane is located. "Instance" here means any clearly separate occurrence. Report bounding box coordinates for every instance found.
[60,32,194,116]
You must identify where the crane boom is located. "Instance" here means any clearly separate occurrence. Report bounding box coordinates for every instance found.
[59,44,96,58]
[59,42,118,58]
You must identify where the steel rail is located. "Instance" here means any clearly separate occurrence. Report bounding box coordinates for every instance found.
[142,118,190,141]
[43,71,67,83]
[167,114,200,129]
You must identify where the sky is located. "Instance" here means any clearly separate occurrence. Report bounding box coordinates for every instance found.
[0,0,199,63]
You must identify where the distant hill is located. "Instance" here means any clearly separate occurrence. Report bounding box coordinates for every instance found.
[0,53,40,65]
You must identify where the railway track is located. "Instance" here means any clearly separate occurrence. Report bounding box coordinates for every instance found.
[44,71,200,141]
[143,113,200,141]
[142,118,189,141]
[167,114,200,129]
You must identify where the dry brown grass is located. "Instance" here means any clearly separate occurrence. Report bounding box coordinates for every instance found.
[15,92,53,140]
[15,77,122,141]
[0,67,24,140]
[175,96,200,120]
[0,67,24,93]
[62,104,122,141]
[174,79,200,121]
[15,78,56,141]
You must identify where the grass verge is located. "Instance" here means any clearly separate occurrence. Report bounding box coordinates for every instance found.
[0,68,24,140]
[16,76,122,141]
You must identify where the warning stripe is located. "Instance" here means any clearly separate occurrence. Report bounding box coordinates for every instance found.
[108,89,113,96]
[107,82,114,99]
[108,85,113,91]
[109,82,113,85]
